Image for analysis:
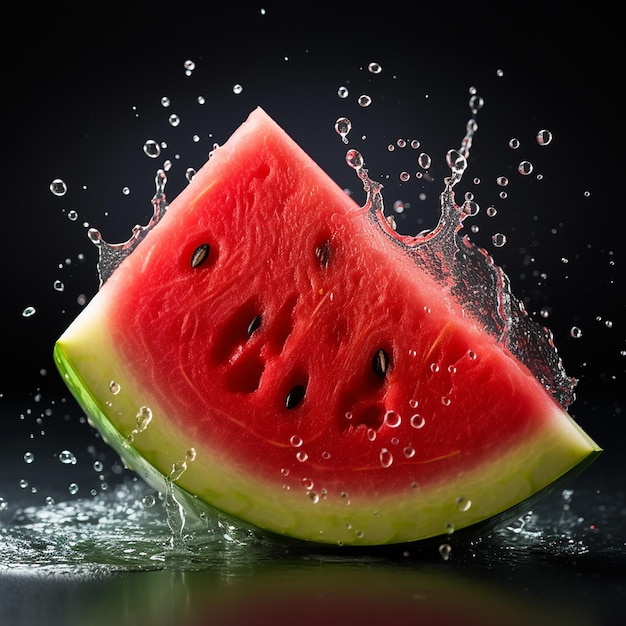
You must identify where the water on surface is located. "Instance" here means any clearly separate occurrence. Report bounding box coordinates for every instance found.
[1,470,621,575]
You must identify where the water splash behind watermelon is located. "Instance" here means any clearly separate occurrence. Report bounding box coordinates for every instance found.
[87,100,576,409]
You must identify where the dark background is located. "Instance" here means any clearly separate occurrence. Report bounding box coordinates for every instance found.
[1,3,624,625]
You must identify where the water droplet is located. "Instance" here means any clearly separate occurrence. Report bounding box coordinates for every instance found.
[418,153,431,169]
[24,452,34,464]
[136,406,153,430]
[536,129,553,146]
[184,59,195,73]
[508,138,520,149]
[93,461,103,472]
[296,451,308,462]
[492,232,507,247]
[59,450,77,465]
[400,171,410,182]
[309,491,320,503]
[185,167,196,182]
[368,62,382,74]
[0,497,8,511]
[570,326,583,339]
[50,178,67,196]
[233,84,243,95]
[462,199,479,217]
[357,94,372,107]
[67,209,78,221]
[496,176,509,187]
[456,496,472,511]
[469,94,484,114]
[109,380,121,394]
[22,306,36,318]
[68,483,79,495]
[334,117,351,144]
[346,149,364,170]
[289,435,303,448]
[384,410,401,428]
[168,114,180,127]
[143,140,161,158]
[366,428,377,441]
[337,85,349,99]
[142,494,156,508]
[486,205,497,217]
[518,160,533,175]
[409,399,419,409]
[160,96,170,107]
[438,543,452,560]
[379,448,393,468]
[403,446,415,458]
[410,414,425,429]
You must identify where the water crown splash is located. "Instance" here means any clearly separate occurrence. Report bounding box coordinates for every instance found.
[345,98,575,407]
[88,169,169,287]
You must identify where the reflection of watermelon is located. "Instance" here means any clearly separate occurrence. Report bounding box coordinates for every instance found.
[54,108,600,546]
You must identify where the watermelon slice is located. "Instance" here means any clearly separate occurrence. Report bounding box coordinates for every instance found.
[54,107,601,546]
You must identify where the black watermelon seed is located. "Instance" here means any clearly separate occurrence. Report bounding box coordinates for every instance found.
[285,384,306,410]
[190,243,210,268]
[372,349,390,378]
[315,241,331,268]
[247,314,262,336]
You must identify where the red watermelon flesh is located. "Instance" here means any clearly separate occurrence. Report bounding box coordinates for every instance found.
[54,107,601,545]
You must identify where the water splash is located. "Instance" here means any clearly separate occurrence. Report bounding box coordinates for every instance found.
[0,481,256,574]
[346,97,575,407]
[88,169,169,287]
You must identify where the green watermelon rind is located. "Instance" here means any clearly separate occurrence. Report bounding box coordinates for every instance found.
[54,337,601,546]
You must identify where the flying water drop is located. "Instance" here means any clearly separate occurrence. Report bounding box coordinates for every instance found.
[536,129,553,146]
[49,179,67,196]
[143,140,161,159]
[58,450,77,465]
[334,117,352,144]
